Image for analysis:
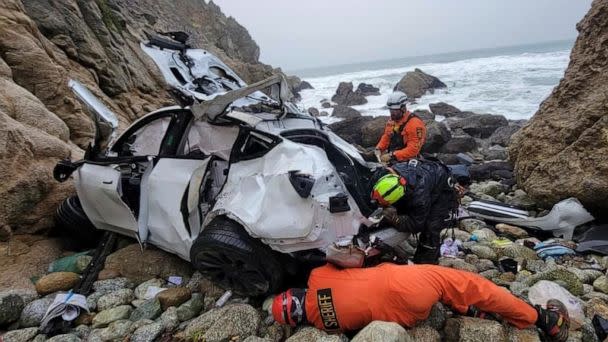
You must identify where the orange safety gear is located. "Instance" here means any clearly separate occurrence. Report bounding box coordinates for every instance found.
[303,263,537,332]
[376,112,426,161]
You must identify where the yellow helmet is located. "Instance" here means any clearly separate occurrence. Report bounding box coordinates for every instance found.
[371,174,406,206]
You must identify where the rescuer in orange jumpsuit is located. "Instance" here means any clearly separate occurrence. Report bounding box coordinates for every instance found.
[268,263,569,342]
[376,91,427,164]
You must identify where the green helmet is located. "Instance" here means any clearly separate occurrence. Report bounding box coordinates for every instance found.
[371,174,406,206]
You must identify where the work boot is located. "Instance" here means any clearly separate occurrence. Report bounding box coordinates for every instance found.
[412,244,439,264]
[535,299,570,342]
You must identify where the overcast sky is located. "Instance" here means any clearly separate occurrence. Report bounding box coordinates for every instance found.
[212,0,592,70]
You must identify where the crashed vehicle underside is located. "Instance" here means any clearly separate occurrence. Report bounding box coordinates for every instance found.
[53,32,409,296]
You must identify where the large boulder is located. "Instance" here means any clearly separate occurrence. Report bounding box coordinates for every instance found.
[351,321,412,342]
[422,121,451,153]
[509,0,608,216]
[469,161,514,182]
[331,82,367,106]
[429,102,461,117]
[0,292,24,326]
[328,116,373,146]
[489,124,522,147]
[444,317,506,342]
[448,114,509,138]
[394,68,446,99]
[332,105,362,119]
[412,109,435,122]
[439,135,477,154]
[0,237,63,291]
[361,116,389,148]
[181,304,261,342]
[356,83,380,96]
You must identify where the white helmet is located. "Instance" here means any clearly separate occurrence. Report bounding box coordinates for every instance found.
[387,91,408,110]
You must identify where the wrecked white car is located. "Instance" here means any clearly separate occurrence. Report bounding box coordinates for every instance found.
[54,33,405,296]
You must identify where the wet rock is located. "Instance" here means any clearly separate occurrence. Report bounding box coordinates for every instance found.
[35,272,79,295]
[449,114,508,139]
[394,68,446,99]
[160,306,179,331]
[593,276,608,294]
[429,102,461,117]
[130,298,162,321]
[502,244,539,261]
[495,224,528,239]
[103,244,193,283]
[134,278,165,300]
[321,100,332,108]
[308,107,320,117]
[408,325,441,342]
[1,327,39,342]
[422,121,451,153]
[357,83,380,96]
[19,297,53,327]
[97,288,134,311]
[131,321,164,342]
[176,293,204,322]
[285,326,341,342]
[439,135,477,153]
[444,317,505,342]
[46,334,81,342]
[332,82,367,106]
[332,105,362,119]
[0,292,25,325]
[351,321,411,342]
[157,287,191,311]
[93,277,135,295]
[470,245,498,261]
[92,305,133,328]
[182,304,261,342]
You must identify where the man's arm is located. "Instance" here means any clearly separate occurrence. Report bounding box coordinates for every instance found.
[392,118,426,161]
[375,123,392,151]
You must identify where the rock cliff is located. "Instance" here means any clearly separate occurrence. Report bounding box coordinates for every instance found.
[0,0,276,235]
[509,0,608,216]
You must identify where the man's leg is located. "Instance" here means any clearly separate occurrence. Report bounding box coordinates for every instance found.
[413,189,453,264]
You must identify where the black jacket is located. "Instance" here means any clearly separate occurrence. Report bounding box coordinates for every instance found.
[390,159,454,234]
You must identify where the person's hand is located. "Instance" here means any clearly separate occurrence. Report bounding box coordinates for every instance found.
[380,153,392,164]
[382,206,398,225]
[454,184,467,198]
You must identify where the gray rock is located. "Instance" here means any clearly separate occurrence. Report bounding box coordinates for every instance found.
[440,228,471,242]
[569,268,604,284]
[420,303,448,330]
[480,269,500,279]
[439,135,477,154]
[92,278,135,295]
[93,319,133,341]
[86,292,104,311]
[71,324,91,340]
[394,68,446,99]
[473,259,496,272]
[444,317,505,342]
[489,125,521,147]
[408,325,441,342]
[593,276,608,294]
[176,293,204,322]
[19,297,54,327]
[46,334,81,342]
[286,326,341,342]
[134,278,165,300]
[351,321,411,342]
[97,288,134,311]
[183,304,261,342]
[471,229,497,242]
[130,298,162,321]
[243,337,273,342]
[502,244,539,261]
[357,83,380,96]
[31,335,46,342]
[0,292,25,325]
[449,114,508,139]
[331,82,367,106]
[505,326,541,342]
[459,219,487,233]
[332,105,361,119]
[470,181,508,198]
[439,258,478,273]
[2,327,39,342]
[429,102,461,117]
[422,121,451,153]
[131,322,164,342]
[470,245,498,261]
[159,306,179,331]
[186,272,204,293]
[581,318,599,342]
[3,289,38,306]
[92,305,133,328]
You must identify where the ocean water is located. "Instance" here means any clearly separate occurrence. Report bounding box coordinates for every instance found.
[293,40,573,122]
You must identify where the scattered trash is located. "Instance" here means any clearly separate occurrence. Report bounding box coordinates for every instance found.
[48,251,93,273]
[498,258,519,274]
[215,290,233,307]
[534,240,576,259]
[576,225,608,255]
[168,276,183,286]
[528,280,585,329]
[40,290,89,330]
[440,238,462,258]
[491,238,513,249]
[144,286,167,299]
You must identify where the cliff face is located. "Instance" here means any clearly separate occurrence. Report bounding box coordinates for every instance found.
[0,0,275,235]
[509,0,608,215]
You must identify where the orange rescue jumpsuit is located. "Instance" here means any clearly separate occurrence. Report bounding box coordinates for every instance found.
[304,263,537,332]
[376,112,426,161]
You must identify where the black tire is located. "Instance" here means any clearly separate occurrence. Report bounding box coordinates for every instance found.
[55,196,102,248]
[190,217,284,297]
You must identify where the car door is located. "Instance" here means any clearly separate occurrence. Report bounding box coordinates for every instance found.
[75,111,174,240]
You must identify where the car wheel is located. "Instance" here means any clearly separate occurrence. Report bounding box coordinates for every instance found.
[190,217,284,297]
[55,196,102,248]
